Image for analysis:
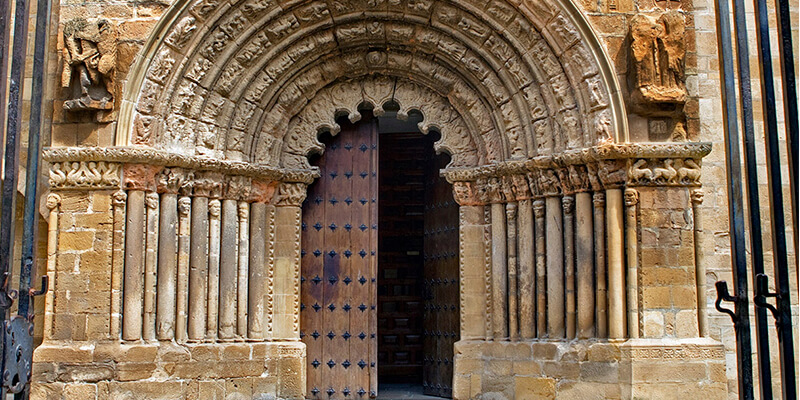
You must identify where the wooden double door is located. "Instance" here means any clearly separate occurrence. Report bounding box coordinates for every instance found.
[300,114,459,399]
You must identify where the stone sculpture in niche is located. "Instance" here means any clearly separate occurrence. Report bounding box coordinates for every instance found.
[629,10,686,116]
[61,18,116,112]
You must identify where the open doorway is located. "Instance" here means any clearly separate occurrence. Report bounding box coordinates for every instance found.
[377,111,459,399]
[300,108,458,400]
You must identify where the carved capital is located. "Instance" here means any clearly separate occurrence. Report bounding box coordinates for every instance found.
[209,199,222,217]
[192,172,224,198]
[145,192,160,209]
[562,195,575,214]
[452,181,484,206]
[532,199,545,219]
[157,167,190,194]
[178,196,191,216]
[46,193,62,210]
[568,165,591,193]
[238,202,249,220]
[274,182,307,207]
[597,159,627,188]
[112,190,127,206]
[225,176,252,200]
[123,164,162,191]
[538,169,562,196]
[690,188,704,205]
[249,179,278,203]
[500,176,516,203]
[592,191,606,207]
[511,174,532,201]
[624,188,639,207]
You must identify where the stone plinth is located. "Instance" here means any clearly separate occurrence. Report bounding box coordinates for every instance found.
[452,339,725,400]
[31,341,306,400]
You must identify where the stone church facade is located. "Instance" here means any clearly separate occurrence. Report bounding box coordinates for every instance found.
[19,0,795,398]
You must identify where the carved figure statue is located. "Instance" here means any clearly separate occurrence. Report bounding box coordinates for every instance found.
[630,10,686,114]
[61,18,116,112]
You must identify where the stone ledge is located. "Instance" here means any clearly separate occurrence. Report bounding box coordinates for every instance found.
[452,338,726,400]
[32,341,306,399]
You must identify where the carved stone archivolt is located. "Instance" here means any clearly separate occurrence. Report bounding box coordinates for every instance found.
[117,0,629,166]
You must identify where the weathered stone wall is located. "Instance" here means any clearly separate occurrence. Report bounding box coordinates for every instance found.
[12,0,797,398]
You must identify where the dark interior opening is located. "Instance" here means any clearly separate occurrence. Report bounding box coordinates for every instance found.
[376,111,434,385]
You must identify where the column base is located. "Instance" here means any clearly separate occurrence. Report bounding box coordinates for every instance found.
[31,341,306,399]
[453,338,726,400]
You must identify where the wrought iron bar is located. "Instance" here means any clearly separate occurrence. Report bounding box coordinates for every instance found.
[0,0,11,147]
[713,0,754,397]
[751,0,797,398]
[772,0,798,253]
[0,0,31,397]
[730,0,772,395]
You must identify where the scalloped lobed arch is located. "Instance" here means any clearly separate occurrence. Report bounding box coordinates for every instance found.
[118,0,628,170]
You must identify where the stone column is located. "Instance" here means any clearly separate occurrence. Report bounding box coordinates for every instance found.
[624,188,640,339]
[486,177,508,340]
[575,191,594,339]
[452,181,488,340]
[273,182,305,340]
[248,201,267,339]
[540,168,564,339]
[237,201,250,338]
[143,192,160,341]
[207,198,222,340]
[218,197,240,340]
[122,190,145,341]
[43,194,61,340]
[593,192,607,338]
[188,193,209,342]
[606,188,626,339]
[156,168,183,341]
[110,190,127,339]
[532,199,546,338]
[691,189,708,337]
[513,175,535,339]
[176,195,192,343]
[503,177,519,341]
[562,194,576,339]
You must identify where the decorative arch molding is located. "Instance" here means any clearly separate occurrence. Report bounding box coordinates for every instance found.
[116,0,628,167]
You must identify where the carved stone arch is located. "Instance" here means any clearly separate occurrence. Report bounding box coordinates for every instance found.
[118,0,628,167]
[278,76,482,170]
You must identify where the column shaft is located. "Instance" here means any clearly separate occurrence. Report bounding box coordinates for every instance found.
[506,202,519,341]
[143,193,159,341]
[156,193,178,340]
[188,196,209,341]
[219,199,239,340]
[575,192,594,339]
[563,195,576,339]
[122,190,145,341]
[237,202,250,338]
[533,200,546,338]
[490,202,507,339]
[606,188,626,339]
[206,199,222,340]
[624,190,640,339]
[248,202,267,339]
[545,196,564,338]
[593,192,608,338]
[517,199,535,339]
[176,196,191,342]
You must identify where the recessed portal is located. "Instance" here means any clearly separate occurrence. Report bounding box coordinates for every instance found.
[300,108,459,400]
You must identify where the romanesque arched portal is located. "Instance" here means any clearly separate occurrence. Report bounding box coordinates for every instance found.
[34,0,727,399]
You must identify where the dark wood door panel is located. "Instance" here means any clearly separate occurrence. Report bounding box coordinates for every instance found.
[301,116,378,400]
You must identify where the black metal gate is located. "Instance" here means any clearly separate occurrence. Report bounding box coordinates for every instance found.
[0,0,52,397]
[713,0,797,399]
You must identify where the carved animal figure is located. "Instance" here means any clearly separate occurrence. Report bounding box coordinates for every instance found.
[677,159,701,184]
[652,159,678,183]
[630,159,653,182]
